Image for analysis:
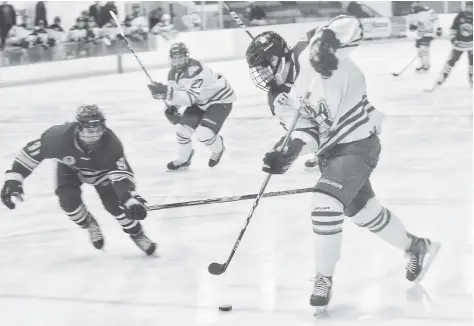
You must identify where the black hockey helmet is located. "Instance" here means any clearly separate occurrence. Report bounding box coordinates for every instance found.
[76,104,106,150]
[169,42,189,70]
[245,31,290,91]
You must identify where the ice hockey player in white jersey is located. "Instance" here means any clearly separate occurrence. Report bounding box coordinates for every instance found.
[437,1,473,87]
[148,42,236,171]
[245,15,440,314]
[408,2,442,72]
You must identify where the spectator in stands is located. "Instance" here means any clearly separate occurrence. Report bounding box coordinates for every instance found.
[89,1,103,27]
[151,13,178,40]
[101,1,117,26]
[66,17,88,57]
[181,11,202,31]
[347,1,370,18]
[149,6,163,30]
[47,16,66,60]
[49,16,64,32]
[101,16,119,54]
[34,1,47,27]
[246,2,268,26]
[0,1,16,50]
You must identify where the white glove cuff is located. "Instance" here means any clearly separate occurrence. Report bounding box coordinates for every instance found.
[5,172,24,183]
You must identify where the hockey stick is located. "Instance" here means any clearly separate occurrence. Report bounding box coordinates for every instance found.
[109,11,154,83]
[222,2,254,39]
[392,56,418,77]
[208,83,314,276]
[147,186,315,211]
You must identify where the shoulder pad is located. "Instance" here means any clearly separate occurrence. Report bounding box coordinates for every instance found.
[103,129,124,154]
[186,59,203,78]
[42,122,75,139]
[167,68,177,81]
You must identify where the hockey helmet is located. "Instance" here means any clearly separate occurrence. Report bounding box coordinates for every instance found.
[76,104,106,150]
[245,31,290,91]
[169,42,189,70]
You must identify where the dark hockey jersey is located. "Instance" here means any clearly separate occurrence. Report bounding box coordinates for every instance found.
[267,27,320,115]
[9,122,135,201]
[451,11,473,51]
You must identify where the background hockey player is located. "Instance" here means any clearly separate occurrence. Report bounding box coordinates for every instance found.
[147,42,236,171]
[437,1,473,87]
[245,16,440,313]
[245,28,322,171]
[408,1,442,72]
[0,105,156,256]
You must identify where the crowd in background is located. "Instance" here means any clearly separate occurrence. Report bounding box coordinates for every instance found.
[0,1,463,67]
[0,1,180,66]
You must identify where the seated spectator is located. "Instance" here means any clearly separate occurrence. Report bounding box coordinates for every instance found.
[246,2,268,26]
[85,16,106,56]
[149,6,163,31]
[181,12,202,32]
[123,4,149,51]
[47,16,67,60]
[49,16,64,32]
[151,13,178,40]
[4,16,34,64]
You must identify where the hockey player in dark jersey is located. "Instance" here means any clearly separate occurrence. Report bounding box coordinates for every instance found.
[437,1,473,87]
[148,42,236,171]
[246,28,321,171]
[0,105,156,255]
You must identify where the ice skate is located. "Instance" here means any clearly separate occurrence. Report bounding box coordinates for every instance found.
[167,149,195,171]
[405,234,440,283]
[130,231,157,256]
[209,136,225,167]
[310,273,332,315]
[304,155,319,172]
[415,65,429,73]
[85,215,104,249]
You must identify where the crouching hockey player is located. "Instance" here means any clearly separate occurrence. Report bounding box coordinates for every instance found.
[245,16,440,314]
[1,105,156,255]
[148,42,236,171]
[437,1,473,87]
[409,1,442,72]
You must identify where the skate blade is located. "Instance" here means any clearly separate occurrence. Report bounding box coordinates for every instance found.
[313,306,328,316]
[166,166,190,172]
[414,241,441,283]
[304,166,320,172]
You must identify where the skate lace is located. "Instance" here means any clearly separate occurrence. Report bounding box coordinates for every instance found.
[405,252,419,273]
[311,276,331,296]
[132,233,151,249]
[210,151,221,161]
[87,221,102,242]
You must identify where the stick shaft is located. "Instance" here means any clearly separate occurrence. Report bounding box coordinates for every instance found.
[222,2,254,39]
[110,11,154,83]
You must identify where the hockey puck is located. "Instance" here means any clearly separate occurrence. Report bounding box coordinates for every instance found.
[218,305,232,312]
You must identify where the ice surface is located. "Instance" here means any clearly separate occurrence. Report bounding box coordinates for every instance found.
[0,40,471,326]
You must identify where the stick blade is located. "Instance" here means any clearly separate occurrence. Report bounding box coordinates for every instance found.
[208,262,225,275]
[392,73,400,77]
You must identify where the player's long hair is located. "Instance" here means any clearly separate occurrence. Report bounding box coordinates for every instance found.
[309,29,340,78]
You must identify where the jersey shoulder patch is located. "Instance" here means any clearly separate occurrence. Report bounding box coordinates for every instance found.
[103,129,124,157]
[185,58,203,79]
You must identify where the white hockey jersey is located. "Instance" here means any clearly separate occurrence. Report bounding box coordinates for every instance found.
[271,15,384,156]
[409,8,439,39]
[166,58,236,110]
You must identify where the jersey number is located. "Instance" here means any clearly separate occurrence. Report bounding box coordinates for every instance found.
[116,157,128,170]
[191,79,203,89]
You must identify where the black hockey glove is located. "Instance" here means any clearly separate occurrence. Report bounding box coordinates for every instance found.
[262,138,306,175]
[1,172,24,210]
[123,192,148,220]
[165,105,181,125]
[147,81,168,100]
[409,24,417,31]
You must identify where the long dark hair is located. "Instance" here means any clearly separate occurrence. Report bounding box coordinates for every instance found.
[309,29,340,78]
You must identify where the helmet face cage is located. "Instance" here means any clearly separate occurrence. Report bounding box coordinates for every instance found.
[169,42,189,70]
[246,32,288,92]
[76,105,106,150]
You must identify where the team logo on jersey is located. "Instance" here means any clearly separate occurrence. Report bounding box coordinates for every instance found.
[188,65,199,76]
[314,99,333,139]
[62,156,76,166]
[276,92,288,105]
[460,23,473,37]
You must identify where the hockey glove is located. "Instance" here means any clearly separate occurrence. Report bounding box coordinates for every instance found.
[436,27,443,37]
[123,192,148,220]
[262,138,306,175]
[165,105,181,125]
[1,171,24,210]
[409,24,417,31]
[148,81,168,100]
